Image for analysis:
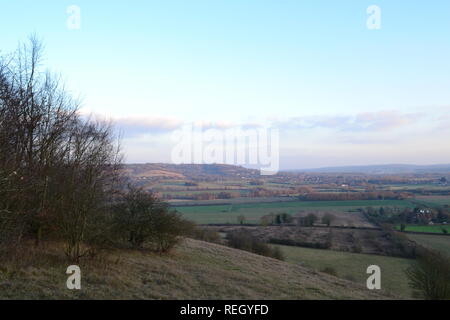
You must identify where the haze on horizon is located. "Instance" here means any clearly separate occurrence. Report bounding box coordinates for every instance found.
[2,0,450,170]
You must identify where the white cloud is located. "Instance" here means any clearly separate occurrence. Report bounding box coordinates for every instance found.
[272,111,423,132]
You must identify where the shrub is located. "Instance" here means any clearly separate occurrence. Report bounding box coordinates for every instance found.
[321,213,335,226]
[321,267,338,277]
[113,186,194,253]
[344,274,357,282]
[260,213,279,226]
[272,246,285,261]
[259,216,271,226]
[191,228,222,244]
[298,213,318,227]
[405,249,450,300]
[274,213,293,224]
[352,245,362,253]
[150,209,194,254]
[226,231,284,260]
[0,209,26,248]
[325,230,334,249]
[237,215,246,225]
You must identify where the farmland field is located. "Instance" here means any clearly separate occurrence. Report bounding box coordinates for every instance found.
[406,233,450,257]
[169,196,297,206]
[272,244,414,298]
[175,199,415,224]
[415,195,450,207]
[162,189,250,196]
[385,184,450,191]
[395,224,450,234]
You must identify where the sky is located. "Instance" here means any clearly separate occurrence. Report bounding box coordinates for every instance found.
[1,0,450,170]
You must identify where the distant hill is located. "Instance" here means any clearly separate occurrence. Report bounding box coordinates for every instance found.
[124,163,260,180]
[291,164,450,174]
[1,238,393,299]
[124,163,450,178]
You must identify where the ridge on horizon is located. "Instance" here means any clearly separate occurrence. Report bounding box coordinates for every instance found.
[123,162,450,174]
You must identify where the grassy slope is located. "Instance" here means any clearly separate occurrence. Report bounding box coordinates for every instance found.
[272,244,414,298]
[0,239,392,300]
[406,233,450,258]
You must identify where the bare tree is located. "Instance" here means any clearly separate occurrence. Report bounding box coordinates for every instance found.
[0,36,122,262]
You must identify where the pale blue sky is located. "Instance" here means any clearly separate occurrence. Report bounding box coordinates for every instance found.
[1,1,450,168]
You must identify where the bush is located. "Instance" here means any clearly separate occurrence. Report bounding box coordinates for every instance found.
[344,274,357,282]
[191,228,222,244]
[226,231,284,260]
[274,213,293,224]
[0,209,26,248]
[298,213,318,227]
[379,224,417,258]
[150,209,194,254]
[259,215,271,226]
[272,246,285,261]
[405,249,450,300]
[237,215,246,225]
[321,213,335,226]
[113,186,194,253]
[321,267,338,277]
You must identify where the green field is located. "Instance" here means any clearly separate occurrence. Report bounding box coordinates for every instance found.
[385,184,450,192]
[395,224,450,234]
[175,199,415,224]
[406,233,450,257]
[162,189,249,196]
[272,244,414,298]
[415,195,450,207]
[170,196,297,206]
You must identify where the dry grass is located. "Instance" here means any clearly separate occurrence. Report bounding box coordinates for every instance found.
[272,244,414,298]
[0,238,394,300]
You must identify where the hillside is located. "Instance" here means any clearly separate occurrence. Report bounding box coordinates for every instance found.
[0,239,393,299]
[295,164,450,174]
[124,163,260,180]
